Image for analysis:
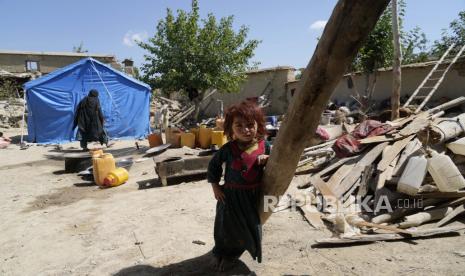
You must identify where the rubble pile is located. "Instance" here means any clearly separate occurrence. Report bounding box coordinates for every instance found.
[151,90,219,130]
[0,99,25,129]
[287,96,465,245]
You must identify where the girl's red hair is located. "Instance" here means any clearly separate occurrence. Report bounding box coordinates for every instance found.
[223,100,266,140]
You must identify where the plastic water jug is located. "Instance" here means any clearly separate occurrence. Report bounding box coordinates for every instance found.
[198,125,212,149]
[427,151,465,192]
[148,133,163,148]
[181,132,196,148]
[166,127,182,148]
[93,153,116,186]
[397,155,427,195]
[447,137,465,156]
[211,130,227,147]
[190,128,199,147]
[103,167,129,187]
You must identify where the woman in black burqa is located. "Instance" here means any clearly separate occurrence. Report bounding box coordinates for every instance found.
[74,89,109,150]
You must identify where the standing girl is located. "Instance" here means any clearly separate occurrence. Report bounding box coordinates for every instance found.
[207,101,270,271]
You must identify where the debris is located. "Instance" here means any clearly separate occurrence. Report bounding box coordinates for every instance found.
[145,143,171,156]
[397,155,427,196]
[454,251,465,257]
[447,137,465,156]
[133,232,146,259]
[192,240,206,245]
[427,150,465,192]
[397,207,453,228]
[0,99,25,128]
[314,226,465,246]
[418,113,465,145]
[436,204,465,227]
[155,155,212,186]
[292,97,465,246]
[332,120,392,158]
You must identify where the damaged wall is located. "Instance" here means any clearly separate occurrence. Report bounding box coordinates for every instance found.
[200,66,296,117]
[288,58,465,107]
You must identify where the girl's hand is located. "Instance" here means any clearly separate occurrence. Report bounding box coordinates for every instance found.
[257,154,269,166]
[212,183,225,203]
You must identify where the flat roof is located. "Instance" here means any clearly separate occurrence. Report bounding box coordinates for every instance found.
[0,49,115,58]
[247,66,295,74]
[351,56,465,75]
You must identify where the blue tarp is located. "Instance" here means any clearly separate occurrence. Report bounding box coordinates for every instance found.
[24,57,151,144]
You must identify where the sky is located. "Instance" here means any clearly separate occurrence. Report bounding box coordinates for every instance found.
[0,0,463,70]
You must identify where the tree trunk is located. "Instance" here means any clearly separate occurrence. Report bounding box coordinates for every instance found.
[259,0,390,223]
[391,0,402,121]
[192,90,206,122]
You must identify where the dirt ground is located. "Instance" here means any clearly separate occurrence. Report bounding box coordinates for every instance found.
[1,128,465,276]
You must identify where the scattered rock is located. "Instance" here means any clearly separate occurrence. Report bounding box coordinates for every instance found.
[192,240,206,245]
[454,251,465,257]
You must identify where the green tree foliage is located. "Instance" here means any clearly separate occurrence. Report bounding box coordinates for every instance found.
[402,26,428,64]
[352,10,394,73]
[348,1,428,113]
[431,11,465,58]
[138,0,260,95]
[352,0,428,73]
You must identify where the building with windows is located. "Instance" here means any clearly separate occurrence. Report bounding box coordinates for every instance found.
[0,50,123,76]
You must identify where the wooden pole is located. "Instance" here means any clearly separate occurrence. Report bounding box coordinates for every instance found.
[391,0,402,121]
[259,0,390,223]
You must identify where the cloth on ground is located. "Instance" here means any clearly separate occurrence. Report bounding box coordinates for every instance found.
[333,120,393,158]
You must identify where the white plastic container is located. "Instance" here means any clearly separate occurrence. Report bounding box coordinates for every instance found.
[397,155,428,195]
[447,137,465,156]
[427,150,465,192]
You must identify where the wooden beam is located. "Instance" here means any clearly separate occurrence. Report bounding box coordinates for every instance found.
[314,226,465,245]
[258,0,390,223]
[377,136,414,171]
[333,142,388,198]
[297,204,326,229]
[436,204,465,227]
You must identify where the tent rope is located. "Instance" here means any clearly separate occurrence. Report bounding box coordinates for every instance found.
[89,59,138,138]
[89,59,121,118]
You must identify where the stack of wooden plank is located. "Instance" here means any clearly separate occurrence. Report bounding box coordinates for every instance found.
[293,97,465,245]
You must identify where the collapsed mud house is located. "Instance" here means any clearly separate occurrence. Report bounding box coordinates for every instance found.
[198,56,465,119]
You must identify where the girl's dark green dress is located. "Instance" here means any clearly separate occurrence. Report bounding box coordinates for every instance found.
[207,139,270,263]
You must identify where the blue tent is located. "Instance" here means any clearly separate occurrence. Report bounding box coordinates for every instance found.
[24,58,151,144]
